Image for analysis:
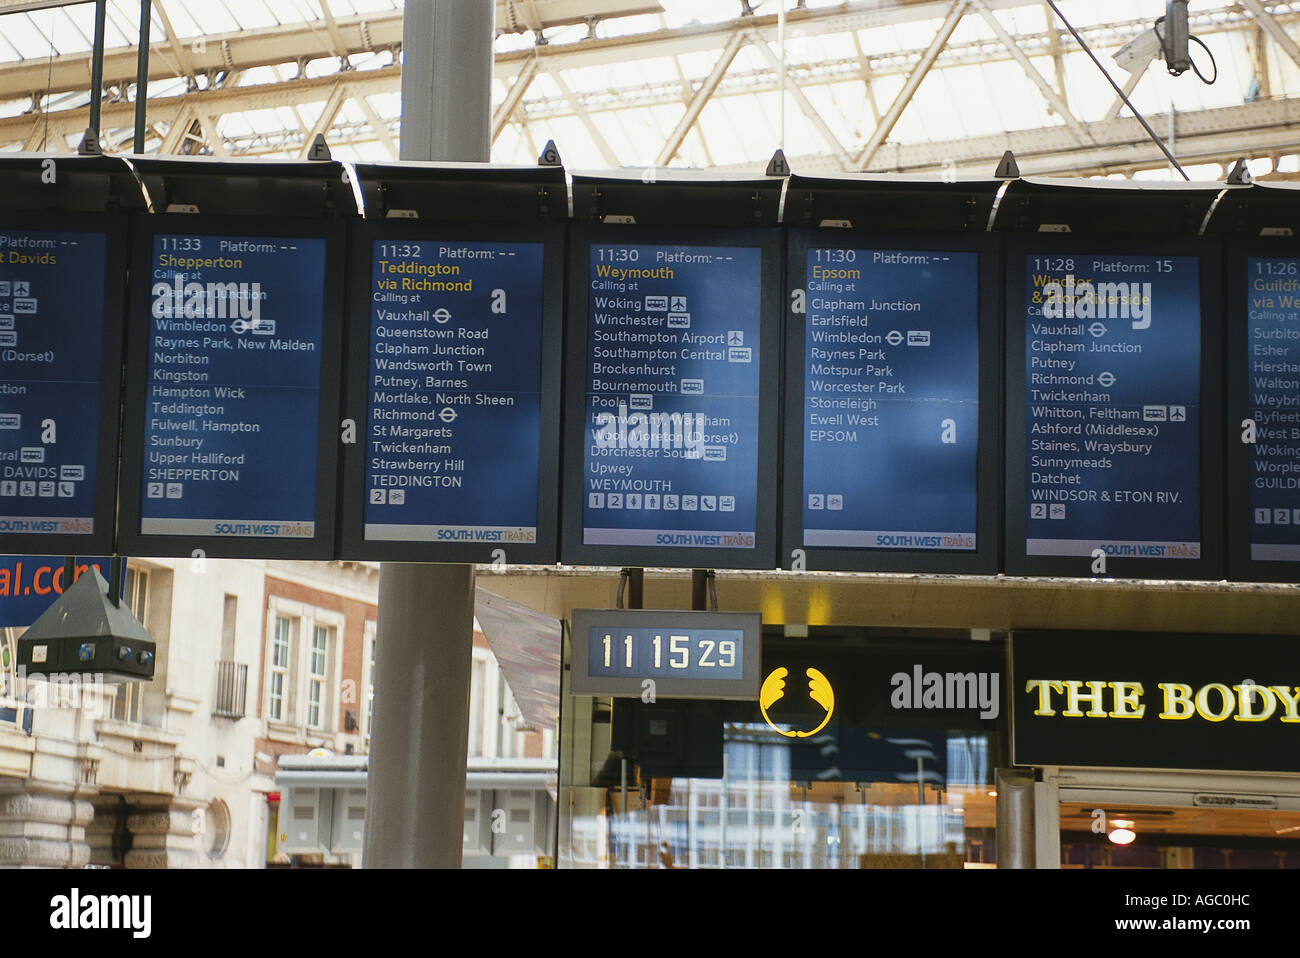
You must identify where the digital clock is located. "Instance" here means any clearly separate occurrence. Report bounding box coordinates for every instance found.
[569,608,762,700]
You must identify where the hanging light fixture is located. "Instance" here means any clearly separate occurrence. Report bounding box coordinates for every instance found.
[1108,818,1137,845]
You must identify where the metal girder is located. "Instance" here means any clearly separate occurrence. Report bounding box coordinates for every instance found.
[0,1,1287,131]
[355,93,399,159]
[496,0,1033,73]
[1105,53,1154,120]
[0,0,1047,105]
[760,96,1300,179]
[0,8,403,103]
[0,0,91,10]
[1254,24,1273,99]
[298,84,347,158]
[550,69,621,167]
[0,66,401,149]
[1240,0,1300,71]
[3,0,1300,173]
[854,0,970,169]
[1042,0,1068,107]
[151,1,196,85]
[750,33,853,168]
[668,52,715,166]
[974,0,1090,144]
[500,3,1273,123]
[495,0,661,34]
[849,29,882,126]
[191,106,227,157]
[491,58,539,141]
[317,0,349,61]
[158,106,194,154]
[654,29,745,167]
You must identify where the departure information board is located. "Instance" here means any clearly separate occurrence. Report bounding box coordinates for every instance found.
[561,228,781,569]
[340,225,562,563]
[1006,240,1222,578]
[1228,249,1300,581]
[0,217,124,555]
[782,232,999,573]
[119,217,343,559]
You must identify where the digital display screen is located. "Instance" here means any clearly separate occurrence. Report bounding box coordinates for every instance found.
[799,247,979,552]
[361,239,547,551]
[569,608,761,699]
[1243,256,1300,563]
[586,626,744,680]
[578,242,763,554]
[133,230,330,545]
[0,227,116,547]
[1020,252,1202,562]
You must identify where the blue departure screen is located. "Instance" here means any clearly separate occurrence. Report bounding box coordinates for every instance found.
[1246,257,1300,562]
[1022,253,1201,559]
[801,248,978,550]
[0,229,108,538]
[140,234,326,539]
[363,240,545,545]
[581,243,761,550]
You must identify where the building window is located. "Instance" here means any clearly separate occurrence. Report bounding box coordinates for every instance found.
[123,565,150,623]
[307,625,332,729]
[111,564,151,724]
[269,616,292,722]
[263,597,344,739]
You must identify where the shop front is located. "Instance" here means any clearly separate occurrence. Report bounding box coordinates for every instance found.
[559,617,1007,869]
[1010,630,1300,869]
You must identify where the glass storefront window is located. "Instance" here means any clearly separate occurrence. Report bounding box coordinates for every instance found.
[558,626,1006,869]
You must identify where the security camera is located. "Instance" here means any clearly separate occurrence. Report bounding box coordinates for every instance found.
[1113,27,1161,74]
[1114,1,1191,76]
[1162,0,1191,76]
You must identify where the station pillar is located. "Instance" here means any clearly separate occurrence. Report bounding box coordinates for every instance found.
[361,0,492,869]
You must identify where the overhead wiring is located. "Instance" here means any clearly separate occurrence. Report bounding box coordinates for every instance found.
[1044,0,1190,181]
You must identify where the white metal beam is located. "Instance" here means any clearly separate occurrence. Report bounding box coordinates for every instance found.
[491,58,539,141]
[654,29,745,167]
[1240,0,1300,71]
[751,34,854,169]
[317,0,349,61]
[192,107,227,157]
[159,107,195,154]
[1106,53,1154,120]
[854,0,970,169]
[764,96,1300,179]
[975,0,1089,144]
[298,85,348,158]
[551,69,621,167]
[356,94,399,159]
[151,0,196,85]
[0,66,401,147]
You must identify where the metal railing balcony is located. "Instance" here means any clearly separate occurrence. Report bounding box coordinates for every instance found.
[213,660,248,719]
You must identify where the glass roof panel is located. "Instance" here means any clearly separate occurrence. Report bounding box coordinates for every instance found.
[0,0,1289,179]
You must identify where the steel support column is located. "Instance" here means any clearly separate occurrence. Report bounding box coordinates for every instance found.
[361,0,493,870]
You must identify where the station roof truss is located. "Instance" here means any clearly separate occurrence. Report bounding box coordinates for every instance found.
[2,0,1300,180]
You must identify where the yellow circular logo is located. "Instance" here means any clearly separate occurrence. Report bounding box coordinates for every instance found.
[759,666,835,738]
